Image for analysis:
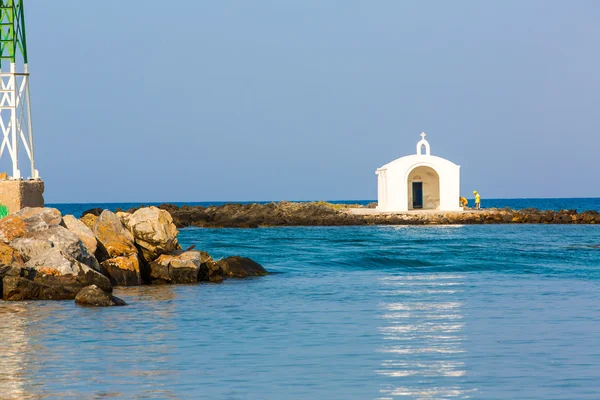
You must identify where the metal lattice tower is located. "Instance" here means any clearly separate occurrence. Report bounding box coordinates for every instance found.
[0,0,37,179]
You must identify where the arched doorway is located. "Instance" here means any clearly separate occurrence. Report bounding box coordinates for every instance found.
[407,166,440,210]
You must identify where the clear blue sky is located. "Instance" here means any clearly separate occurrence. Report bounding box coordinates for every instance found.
[20,1,600,203]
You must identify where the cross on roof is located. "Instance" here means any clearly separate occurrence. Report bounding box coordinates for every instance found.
[420,132,426,140]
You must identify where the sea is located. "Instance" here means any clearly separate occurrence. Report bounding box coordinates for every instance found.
[0,198,599,399]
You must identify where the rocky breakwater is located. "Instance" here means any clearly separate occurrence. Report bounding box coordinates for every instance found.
[0,206,268,305]
[120,202,600,228]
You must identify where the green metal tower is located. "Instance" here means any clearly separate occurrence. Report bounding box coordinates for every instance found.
[0,0,37,179]
[0,0,28,69]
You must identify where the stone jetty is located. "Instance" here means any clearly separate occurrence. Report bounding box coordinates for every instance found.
[113,202,600,228]
[0,206,268,304]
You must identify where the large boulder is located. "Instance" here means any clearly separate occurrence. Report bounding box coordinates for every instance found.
[62,215,98,255]
[80,214,98,231]
[196,252,226,283]
[2,276,42,301]
[3,248,112,301]
[0,207,62,244]
[215,256,268,278]
[13,207,62,231]
[149,250,219,284]
[93,210,137,261]
[123,207,179,262]
[10,225,100,272]
[0,215,27,243]
[75,285,126,307]
[100,254,144,286]
[0,243,25,294]
[0,242,24,268]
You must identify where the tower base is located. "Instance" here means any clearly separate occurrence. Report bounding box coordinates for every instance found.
[0,179,44,214]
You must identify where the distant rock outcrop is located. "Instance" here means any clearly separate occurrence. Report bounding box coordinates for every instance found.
[125,202,600,228]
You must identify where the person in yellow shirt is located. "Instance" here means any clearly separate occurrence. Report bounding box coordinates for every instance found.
[473,190,481,209]
[459,197,468,207]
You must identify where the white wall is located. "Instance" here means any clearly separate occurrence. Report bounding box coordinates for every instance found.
[376,154,461,212]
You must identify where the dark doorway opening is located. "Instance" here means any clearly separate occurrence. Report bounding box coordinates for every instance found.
[412,182,423,209]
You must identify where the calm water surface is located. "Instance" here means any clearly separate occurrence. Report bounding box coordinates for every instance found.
[1,218,600,398]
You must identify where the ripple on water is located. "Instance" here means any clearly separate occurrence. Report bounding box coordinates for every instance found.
[1,224,600,399]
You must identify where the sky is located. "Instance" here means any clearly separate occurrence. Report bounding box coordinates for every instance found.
[11,1,600,203]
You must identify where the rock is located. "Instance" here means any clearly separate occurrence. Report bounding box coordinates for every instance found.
[26,248,111,289]
[116,211,132,226]
[61,215,98,255]
[0,215,27,243]
[123,207,179,262]
[2,276,42,301]
[80,213,98,231]
[141,202,600,227]
[0,243,25,294]
[81,208,103,217]
[100,254,144,286]
[3,248,112,301]
[13,207,62,231]
[93,210,137,261]
[0,207,63,244]
[75,285,126,307]
[0,242,24,267]
[10,225,100,272]
[215,256,268,278]
[149,250,219,284]
[196,252,226,283]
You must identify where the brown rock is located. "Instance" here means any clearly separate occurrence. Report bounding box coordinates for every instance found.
[0,215,27,243]
[216,256,268,278]
[100,254,143,286]
[2,276,42,301]
[81,208,103,217]
[0,243,24,295]
[196,251,225,283]
[94,210,137,261]
[0,242,24,267]
[75,285,126,307]
[150,250,220,284]
[80,213,98,231]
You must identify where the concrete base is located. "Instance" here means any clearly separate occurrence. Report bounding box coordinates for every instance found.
[0,179,45,214]
[345,207,466,216]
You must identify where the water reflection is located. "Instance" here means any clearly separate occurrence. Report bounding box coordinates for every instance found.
[0,286,180,399]
[377,274,474,399]
[0,303,31,399]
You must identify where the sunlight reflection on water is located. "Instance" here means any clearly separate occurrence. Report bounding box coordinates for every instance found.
[377,274,476,399]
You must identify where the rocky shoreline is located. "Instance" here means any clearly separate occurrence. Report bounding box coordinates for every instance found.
[99,201,600,228]
[0,207,267,305]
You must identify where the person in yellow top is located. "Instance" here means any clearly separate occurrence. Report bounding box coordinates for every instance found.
[473,190,481,209]
[459,197,468,207]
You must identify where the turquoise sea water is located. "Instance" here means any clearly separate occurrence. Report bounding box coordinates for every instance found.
[0,199,599,399]
[49,197,600,218]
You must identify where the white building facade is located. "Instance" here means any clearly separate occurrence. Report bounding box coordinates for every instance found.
[376,133,462,212]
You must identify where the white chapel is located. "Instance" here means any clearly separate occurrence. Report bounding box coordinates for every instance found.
[376,133,462,212]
